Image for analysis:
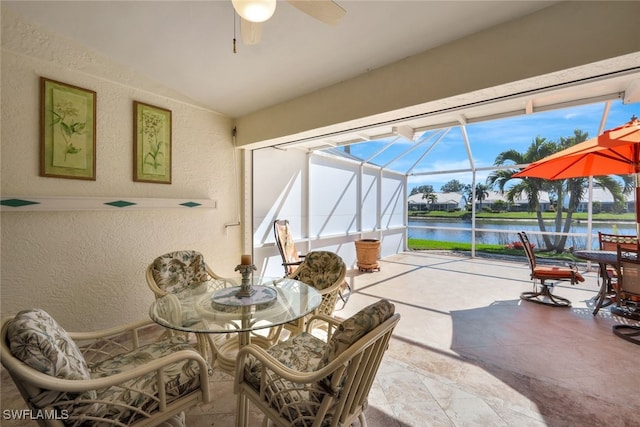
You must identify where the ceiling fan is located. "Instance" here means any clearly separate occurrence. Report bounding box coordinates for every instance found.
[232,0,346,45]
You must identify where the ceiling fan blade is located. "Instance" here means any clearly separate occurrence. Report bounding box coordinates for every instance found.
[240,18,262,45]
[287,0,346,26]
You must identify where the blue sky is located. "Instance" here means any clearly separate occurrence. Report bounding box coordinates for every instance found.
[339,100,639,194]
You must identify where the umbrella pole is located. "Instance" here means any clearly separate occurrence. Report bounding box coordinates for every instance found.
[632,144,640,237]
[636,174,640,237]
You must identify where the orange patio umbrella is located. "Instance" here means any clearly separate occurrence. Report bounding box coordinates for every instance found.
[513,118,640,234]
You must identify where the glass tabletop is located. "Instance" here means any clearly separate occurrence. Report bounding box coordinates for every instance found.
[149,276,321,334]
[574,250,619,264]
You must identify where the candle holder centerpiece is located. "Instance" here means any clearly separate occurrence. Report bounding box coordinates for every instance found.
[234,255,257,298]
[210,254,277,308]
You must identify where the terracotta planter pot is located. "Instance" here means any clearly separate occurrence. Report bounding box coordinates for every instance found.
[355,239,381,272]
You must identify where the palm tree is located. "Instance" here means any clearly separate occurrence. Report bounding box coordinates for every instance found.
[475,183,490,211]
[487,136,556,247]
[425,193,437,211]
[487,133,629,252]
[421,190,437,211]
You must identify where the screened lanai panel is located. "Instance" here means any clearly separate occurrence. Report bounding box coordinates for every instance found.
[381,170,405,228]
[252,148,307,245]
[309,155,358,236]
[361,166,378,231]
[409,127,468,177]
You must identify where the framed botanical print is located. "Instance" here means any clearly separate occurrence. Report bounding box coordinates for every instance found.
[133,101,172,184]
[40,77,96,180]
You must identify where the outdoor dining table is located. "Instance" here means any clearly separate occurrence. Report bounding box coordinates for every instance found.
[148,276,322,374]
[573,250,619,316]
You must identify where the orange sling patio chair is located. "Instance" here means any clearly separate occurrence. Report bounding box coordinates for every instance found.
[518,231,585,307]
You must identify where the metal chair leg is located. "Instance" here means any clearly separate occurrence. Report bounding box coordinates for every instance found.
[520,281,571,307]
[338,281,351,304]
[612,324,640,345]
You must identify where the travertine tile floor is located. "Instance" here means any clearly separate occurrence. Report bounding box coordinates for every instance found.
[2,251,639,426]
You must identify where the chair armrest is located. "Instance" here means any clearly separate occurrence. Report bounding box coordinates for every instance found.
[68,318,155,342]
[305,314,342,338]
[146,264,168,297]
[68,319,160,363]
[4,346,210,426]
[6,347,210,394]
[282,261,303,267]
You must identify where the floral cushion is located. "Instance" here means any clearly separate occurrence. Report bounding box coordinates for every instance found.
[7,308,98,411]
[244,332,327,390]
[316,299,395,393]
[243,332,330,426]
[151,250,210,293]
[8,308,92,381]
[290,251,345,291]
[90,335,208,423]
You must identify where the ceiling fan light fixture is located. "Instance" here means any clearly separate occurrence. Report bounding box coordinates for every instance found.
[232,0,276,23]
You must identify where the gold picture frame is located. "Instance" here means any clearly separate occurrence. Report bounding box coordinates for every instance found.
[133,101,172,184]
[40,77,96,180]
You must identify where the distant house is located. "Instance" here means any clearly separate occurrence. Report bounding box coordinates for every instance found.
[476,191,551,212]
[574,186,635,213]
[408,191,551,212]
[408,192,466,212]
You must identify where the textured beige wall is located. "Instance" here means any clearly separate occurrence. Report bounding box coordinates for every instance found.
[0,10,242,330]
[235,1,640,147]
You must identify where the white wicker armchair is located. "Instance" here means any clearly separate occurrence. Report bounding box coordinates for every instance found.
[1,309,210,427]
[284,251,346,335]
[234,299,400,427]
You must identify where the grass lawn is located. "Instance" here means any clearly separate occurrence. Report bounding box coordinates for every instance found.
[408,239,580,262]
[409,210,636,221]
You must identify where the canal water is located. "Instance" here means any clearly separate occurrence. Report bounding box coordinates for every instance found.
[408,218,636,249]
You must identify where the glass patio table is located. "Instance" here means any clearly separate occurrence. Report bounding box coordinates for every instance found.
[149,276,321,373]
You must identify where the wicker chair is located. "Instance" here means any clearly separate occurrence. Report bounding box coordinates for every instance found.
[1,308,210,426]
[145,250,230,298]
[597,233,637,290]
[612,243,640,344]
[518,231,584,307]
[284,251,346,335]
[274,220,351,305]
[234,299,400,427]
[273,219,305,276]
